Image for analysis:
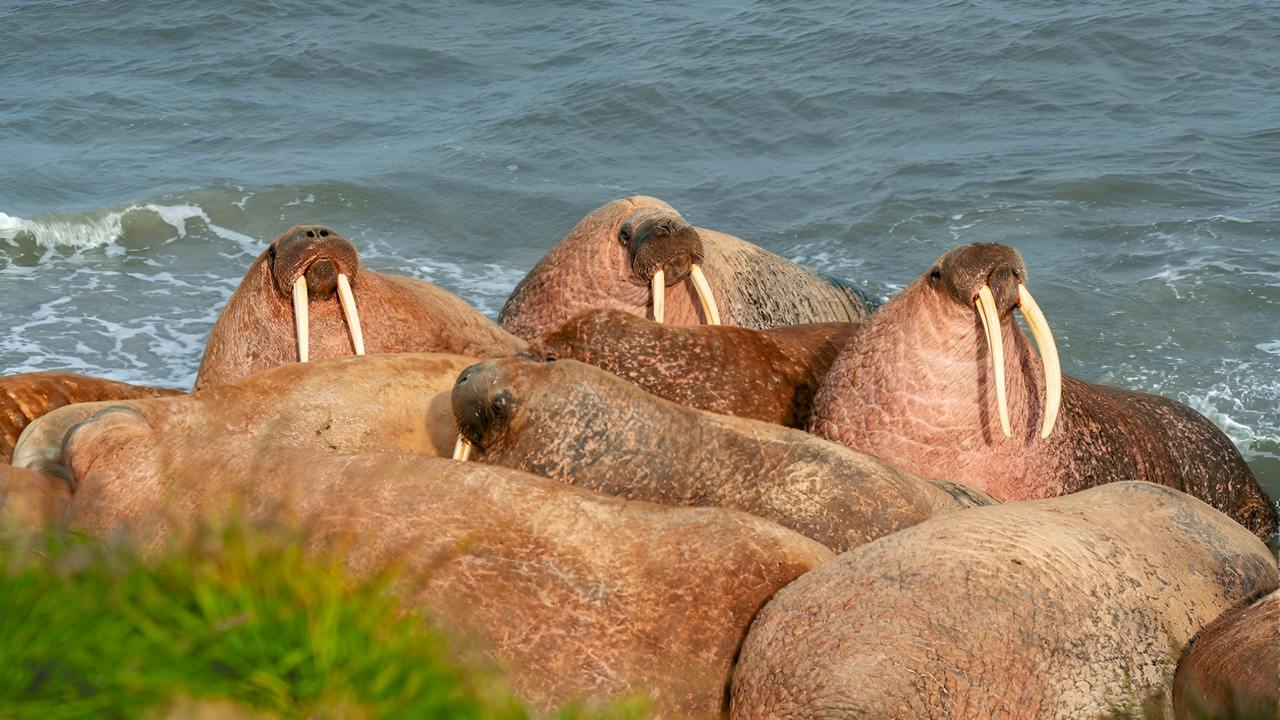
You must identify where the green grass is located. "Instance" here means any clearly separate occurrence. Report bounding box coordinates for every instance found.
[0,523,647,719]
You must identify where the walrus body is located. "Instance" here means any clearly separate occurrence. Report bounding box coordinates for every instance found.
[1173,589,1280,719]
[451,358,991,553]
[730,482,1279,720]
[194,225,525,391]
[810,243,1277,539]
[13,354,475,482]
[498,196,870,339]
[532,309,858,427]
[48,411,831,717]
[0,371,180,463]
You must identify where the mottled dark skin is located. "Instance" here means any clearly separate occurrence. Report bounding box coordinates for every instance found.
[731,482,1280,720]
[53,409,832,718]
[0,371,181,463]
[194,224,526,391]
[452,358,991,553]
[498,196,869,339]
[530,309,858,428]
[1173,588,1280,719]
[810,242,1278,540]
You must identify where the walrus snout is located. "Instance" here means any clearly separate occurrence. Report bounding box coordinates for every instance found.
[304,258,340,299]
[265,225,367,363]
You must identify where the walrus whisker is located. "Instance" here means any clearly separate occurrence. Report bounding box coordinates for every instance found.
[689,264,721,325]
[336,273,366,356]
[651,269,665,323]
[292,275,310,363]
[975,285,1010,438]
[452,435,473,462]
[1016,284,1061,439]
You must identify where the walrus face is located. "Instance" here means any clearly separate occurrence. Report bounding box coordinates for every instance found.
[266,225,366,363]
[924,243,1061,439]
[615,202,721,325]
[450,361,522,459]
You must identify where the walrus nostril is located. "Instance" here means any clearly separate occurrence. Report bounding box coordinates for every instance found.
[319,229,329,237]
[306,230,316,238]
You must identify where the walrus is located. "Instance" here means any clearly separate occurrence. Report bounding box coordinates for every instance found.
[498,196,871,339]
[12,353,475,482]
[194,224,526,391]
[531,309,859,427]
[451,358,992,552]
[809,242,1278,540]
[0,371,181,463]
[50,408,832,717]
[1173,588,1279,719]
[730,482,1280,720]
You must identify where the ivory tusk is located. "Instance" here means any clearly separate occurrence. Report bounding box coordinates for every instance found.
[651,269,665,323]
[292,276,310,363]
[689,263,721,325]
[1017,284,1061,439]
[452,435,473,462]
[975,285,1011,438]
[336,273,366,355]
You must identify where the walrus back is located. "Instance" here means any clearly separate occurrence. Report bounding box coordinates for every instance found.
[0,371,181,463]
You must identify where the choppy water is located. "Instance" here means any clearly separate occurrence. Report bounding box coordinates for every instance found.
[2,1,1278,506]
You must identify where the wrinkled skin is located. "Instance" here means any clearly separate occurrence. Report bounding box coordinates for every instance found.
[452,358,991,553]
[810,243,1278,540]
[1173,589,1279,719]
[12,354,473,484]
[731,482,1280,720]
[0,371,180,463]
[195,224,526,391]
[51,412,832,718]
[0,463,69,531]
[498,196,870,339]
[531,309,859,428]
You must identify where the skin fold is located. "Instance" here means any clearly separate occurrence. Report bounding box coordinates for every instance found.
[1173,588,1280,719]
[730,482,1279,720]
[194,224,526,391]
[451,358,992,553]
[50,412,832,718]
[12,354,474,484]
[0,463,69,531]
[531,309,859,428]
[0,371,181,463]
[810,242,1278,540]
[498,196,870,339]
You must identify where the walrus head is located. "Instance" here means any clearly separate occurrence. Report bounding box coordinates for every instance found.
[922,243,1061,439]
[497,197,722,338]
[266,225,366,363]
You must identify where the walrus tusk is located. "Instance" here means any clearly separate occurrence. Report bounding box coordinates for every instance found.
[452,435,473,462]
[336,273,366,355]
[651,269,665,323]
[1017,284,1061,439]
[292,276,310,363]
[689,263,721,325]
[975,285,1011,438]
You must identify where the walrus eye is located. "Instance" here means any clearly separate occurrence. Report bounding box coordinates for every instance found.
[490,400,507,420]
[268,245,277,262]
[929,268,941,283]
[618,226,632,245]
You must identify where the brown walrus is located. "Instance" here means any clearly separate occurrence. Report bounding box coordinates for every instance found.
[730,482,1280,720]
[451,358,992,553]
[531,309,859,427]
[0,370,181,463]
[50,408,832,718]
[194,224,526,391]
[809,242,1278,540]
[498,196,871,339]
[1173,588,1279,719]
[12,353,475,481]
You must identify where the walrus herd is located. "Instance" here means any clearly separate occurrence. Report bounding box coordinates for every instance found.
[1,196,1277,719]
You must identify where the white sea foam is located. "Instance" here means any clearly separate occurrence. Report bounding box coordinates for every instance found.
[0,210,126,249]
